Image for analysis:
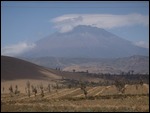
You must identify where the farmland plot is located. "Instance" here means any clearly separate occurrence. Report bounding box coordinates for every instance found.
[1,85,149,112]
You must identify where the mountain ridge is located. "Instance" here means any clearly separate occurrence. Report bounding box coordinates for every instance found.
[20,55,149,74]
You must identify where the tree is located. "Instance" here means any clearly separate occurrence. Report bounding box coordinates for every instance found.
[40,83,44,97]
[80,82,88,98]
[2,87,4,93]
[136,84,138,90]
[15,85,19,95]
[9,85,13,92]
[114,79,126,94]
[26,81,31,97]
[83,89,87,98]
[9,85,13,97]
[73,69,76,72]
[139,77,143,86]
[131,70,134,75]
[33,87,37,97]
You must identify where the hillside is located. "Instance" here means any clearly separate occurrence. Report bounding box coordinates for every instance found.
[21,55,149,74]
[1,56,100,82]
[1,56,61,80]
[63,55,149,74]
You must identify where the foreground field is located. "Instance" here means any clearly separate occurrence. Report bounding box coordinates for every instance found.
[1,85,149,112]
[1,96,149,112]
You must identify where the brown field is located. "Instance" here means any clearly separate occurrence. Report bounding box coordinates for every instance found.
[1,81,149,112]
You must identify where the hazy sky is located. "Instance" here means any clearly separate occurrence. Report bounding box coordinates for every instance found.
[1,1,149,56]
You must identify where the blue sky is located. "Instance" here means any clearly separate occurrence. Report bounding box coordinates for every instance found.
[1,1,149,56]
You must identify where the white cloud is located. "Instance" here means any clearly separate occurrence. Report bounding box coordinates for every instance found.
[1,42,36,56]
[134,41,149,49]
[51,13,149,33]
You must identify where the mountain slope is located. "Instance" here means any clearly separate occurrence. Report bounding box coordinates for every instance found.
[63,55,149,74]
[21,25,148,58]
[1,56,61,80]
[21,55,149,74]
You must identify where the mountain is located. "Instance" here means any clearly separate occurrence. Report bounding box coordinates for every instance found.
[21,55,149,74]
[1,56,61,80]
[20,25,148,58]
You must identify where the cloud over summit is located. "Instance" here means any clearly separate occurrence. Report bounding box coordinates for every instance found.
[51,13,149,32]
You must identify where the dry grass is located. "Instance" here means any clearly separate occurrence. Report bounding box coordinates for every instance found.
[1,96,149,112]
[1,82,149,112]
